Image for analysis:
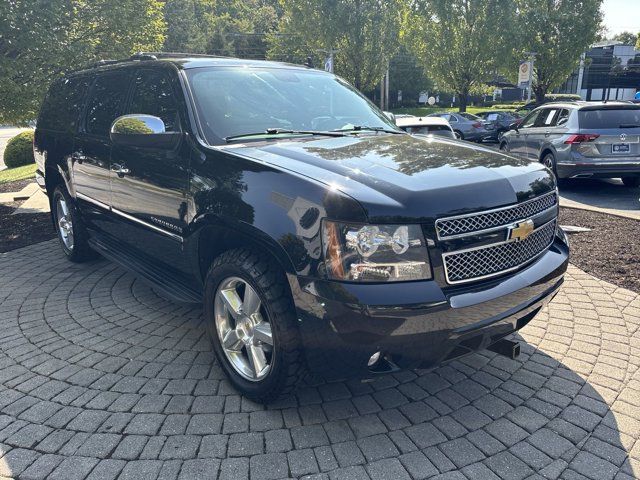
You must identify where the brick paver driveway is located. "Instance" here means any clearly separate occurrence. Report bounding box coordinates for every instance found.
[0,240,638,480]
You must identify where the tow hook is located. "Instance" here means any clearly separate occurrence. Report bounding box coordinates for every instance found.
[488,339,520,360]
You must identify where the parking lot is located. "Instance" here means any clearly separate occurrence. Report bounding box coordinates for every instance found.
[0,239,638,480]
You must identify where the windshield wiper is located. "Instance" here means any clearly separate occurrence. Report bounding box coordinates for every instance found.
[619,124,640,128]
[225,128,346,143]
[333,125,404,134]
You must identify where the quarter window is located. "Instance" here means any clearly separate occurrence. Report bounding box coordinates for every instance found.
[85,73,131,136]
[129,70,180,132]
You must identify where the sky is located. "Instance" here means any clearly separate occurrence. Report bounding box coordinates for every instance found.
[601,0,640,36]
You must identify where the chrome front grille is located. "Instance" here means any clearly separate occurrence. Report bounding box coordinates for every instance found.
[442,219,557,284]
[435,192,557,240]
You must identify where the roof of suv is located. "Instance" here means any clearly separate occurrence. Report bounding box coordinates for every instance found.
[68,52,310,76]
[536,101,638,111]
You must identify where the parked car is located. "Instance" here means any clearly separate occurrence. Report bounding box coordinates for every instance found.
[34,53,569,401]
[395,115,456,139]
[427,112,492,141]
[476,110,523,141]
[500,101,640,187]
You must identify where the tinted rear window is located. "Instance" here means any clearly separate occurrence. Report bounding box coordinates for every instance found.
[85,72,131,136]
[38,76,90,133]
[578,108,640,129]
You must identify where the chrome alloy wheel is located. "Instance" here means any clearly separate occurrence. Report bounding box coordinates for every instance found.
[214,277,274,381]
[543,154,554,170]
[56,196,74,250]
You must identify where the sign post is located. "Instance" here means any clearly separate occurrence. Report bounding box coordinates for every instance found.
[518,53,537,102]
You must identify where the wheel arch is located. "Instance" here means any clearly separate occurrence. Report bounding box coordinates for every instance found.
[194,218,298,286]
[539,146,556,162]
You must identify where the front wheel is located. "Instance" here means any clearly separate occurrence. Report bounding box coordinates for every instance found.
[622,177,640,188]
[204,248,306,402]
[52,185,96,262]
[453,130,463,140]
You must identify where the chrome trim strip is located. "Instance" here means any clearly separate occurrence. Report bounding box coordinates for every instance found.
[112,207,184,243]
[75,192,183,243]
[76,192,110,210]
[435,191,557,240]
[438,204,558,241]
[442,219,556,285]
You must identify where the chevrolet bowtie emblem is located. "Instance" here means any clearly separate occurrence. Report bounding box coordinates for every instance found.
[508,219,534,242]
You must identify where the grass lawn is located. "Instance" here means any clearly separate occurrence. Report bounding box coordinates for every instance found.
[0,163,37,185]
[392,105,519,117]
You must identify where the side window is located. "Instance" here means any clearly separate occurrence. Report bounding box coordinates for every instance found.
[556,109,570,126]
[536,109,559,127]
[129,70,180,132]
[520,110,540,129]
[486,113,499,122]
[85,72,131,137]
[447,115,457,122]
[38,76,90,133]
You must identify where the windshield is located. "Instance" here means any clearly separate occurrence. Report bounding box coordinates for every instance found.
[459,113,481,121]
[186,66,397,144]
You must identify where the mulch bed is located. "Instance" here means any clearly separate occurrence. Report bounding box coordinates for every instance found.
[0,179,55,253]
[559,207,640,293]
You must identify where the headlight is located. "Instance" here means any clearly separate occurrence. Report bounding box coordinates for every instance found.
[322,221,432,282]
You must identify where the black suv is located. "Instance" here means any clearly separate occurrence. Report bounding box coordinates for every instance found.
[35,53,569,401]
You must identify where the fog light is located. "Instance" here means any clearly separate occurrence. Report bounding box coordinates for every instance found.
[368,351,382,367]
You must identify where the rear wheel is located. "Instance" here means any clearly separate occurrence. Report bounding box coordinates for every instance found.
[622,177,640,188]
[499,142,509,152]
[204,248,306,402]
[52,185,96,262]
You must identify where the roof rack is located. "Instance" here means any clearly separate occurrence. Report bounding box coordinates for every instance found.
[135,52,226,59]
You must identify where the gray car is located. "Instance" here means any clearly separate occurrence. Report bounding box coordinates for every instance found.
[499,102,640,187]
[428,112,491,142]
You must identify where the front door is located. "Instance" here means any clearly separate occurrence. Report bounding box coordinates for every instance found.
[525,108,560,160]
[109,67,191,276]
[510,109,541,157]
[72,71,131,230]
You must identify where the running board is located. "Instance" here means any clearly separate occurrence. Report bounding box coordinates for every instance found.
[88,235,202,305]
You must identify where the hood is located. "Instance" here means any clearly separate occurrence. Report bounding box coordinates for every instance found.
[225,134,556,223]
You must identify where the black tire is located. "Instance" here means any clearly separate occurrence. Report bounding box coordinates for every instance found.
[621,177,640,188]
[541,152,568,187]
[51,185,97,262]
[203,248,306,402]
[453,130,463,140]
[499,142,509,152]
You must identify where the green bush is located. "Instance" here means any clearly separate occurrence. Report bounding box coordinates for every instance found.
[3,130,35,168]
[544,93,582,102]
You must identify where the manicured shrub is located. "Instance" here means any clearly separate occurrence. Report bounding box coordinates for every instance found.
[3,130,35,168]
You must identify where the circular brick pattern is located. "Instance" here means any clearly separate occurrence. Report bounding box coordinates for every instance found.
[0,240,638,480]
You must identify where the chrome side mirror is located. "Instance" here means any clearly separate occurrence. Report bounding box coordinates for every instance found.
[110,114,180,149]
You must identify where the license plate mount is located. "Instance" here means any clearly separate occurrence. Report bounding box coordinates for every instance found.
[612,143,630,153]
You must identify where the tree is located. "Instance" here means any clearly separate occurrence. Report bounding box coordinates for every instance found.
[164,0,281,59]
[515,0,602,103]
[268,0,403,91]
[388,48,433,107]
[402,0,514,112]
[0,0,165,125]
[164,0,216,53]
[612,31,638,46]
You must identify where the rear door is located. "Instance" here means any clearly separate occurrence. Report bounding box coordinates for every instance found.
[109,67,191,274]
[72,70,132,229]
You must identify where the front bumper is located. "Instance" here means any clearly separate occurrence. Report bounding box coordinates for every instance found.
[288,238,569,380]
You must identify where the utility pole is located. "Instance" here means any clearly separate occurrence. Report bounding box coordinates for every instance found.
[379,67,390,110]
